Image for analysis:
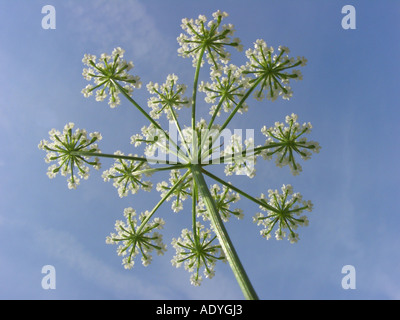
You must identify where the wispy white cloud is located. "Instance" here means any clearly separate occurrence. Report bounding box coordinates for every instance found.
[0,209,241,299]
[33,225,243,299]
[62,0,173,65]
[33,226,173,299]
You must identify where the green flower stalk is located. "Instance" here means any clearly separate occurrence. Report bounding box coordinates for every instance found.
[39,11,320,300]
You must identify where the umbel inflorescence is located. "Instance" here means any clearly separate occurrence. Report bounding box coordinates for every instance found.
[39,11,320,299]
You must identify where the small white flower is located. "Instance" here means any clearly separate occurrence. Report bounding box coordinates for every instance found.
[243,40,306,101]
[38,123,101,188]
[107,208,166,269]
[178,11,242,67]
[157,170,192,212]
[261,114,321,175]
[253,184,313,244]
[172,224,225,286]
[82,54,96,66]
[146,74,190,121]
[222,134,256,178]
[102,151,152,197]
[199,64,250,116]
[81,48,141,108]
[197,184,243,222]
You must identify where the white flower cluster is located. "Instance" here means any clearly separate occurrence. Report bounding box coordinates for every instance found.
[171,223,225,286]
[197,184,243,222]
[156,170,192,213]
[106,207,167,269]
[101,151,152,198]
[82,47,142,108]
[38,122,101,189]
[177,11,243,67]
[179,118,222,163]
[130,124,169,158]
[199,64,250,116]
[222,134,256,178]
[253,184,313,244]
[261,113,321,175]
[243,39,306,101]
[131,119,224,165]
[146,74,191,120]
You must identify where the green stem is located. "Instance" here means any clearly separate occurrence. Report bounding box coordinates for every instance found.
[194,78,263,166]
[134,164,190,176]
[70,151,179,165]
[113,81,190,163]
[202,168,278,213]
[113,80,162,131]
[167,103,192,160]
[219,77,263,132]
[207,95,226,130]
[192,178,198,239]
[137,170,191,234]
[196,96,227,162]
[191,46,207,159]
[208,144,278,165]
[190,164,259,300]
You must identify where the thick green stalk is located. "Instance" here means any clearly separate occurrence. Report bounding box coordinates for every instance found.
[190,164,259,300]
[192,178,198,239]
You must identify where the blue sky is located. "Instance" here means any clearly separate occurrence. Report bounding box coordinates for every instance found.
[0,0,399,300]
